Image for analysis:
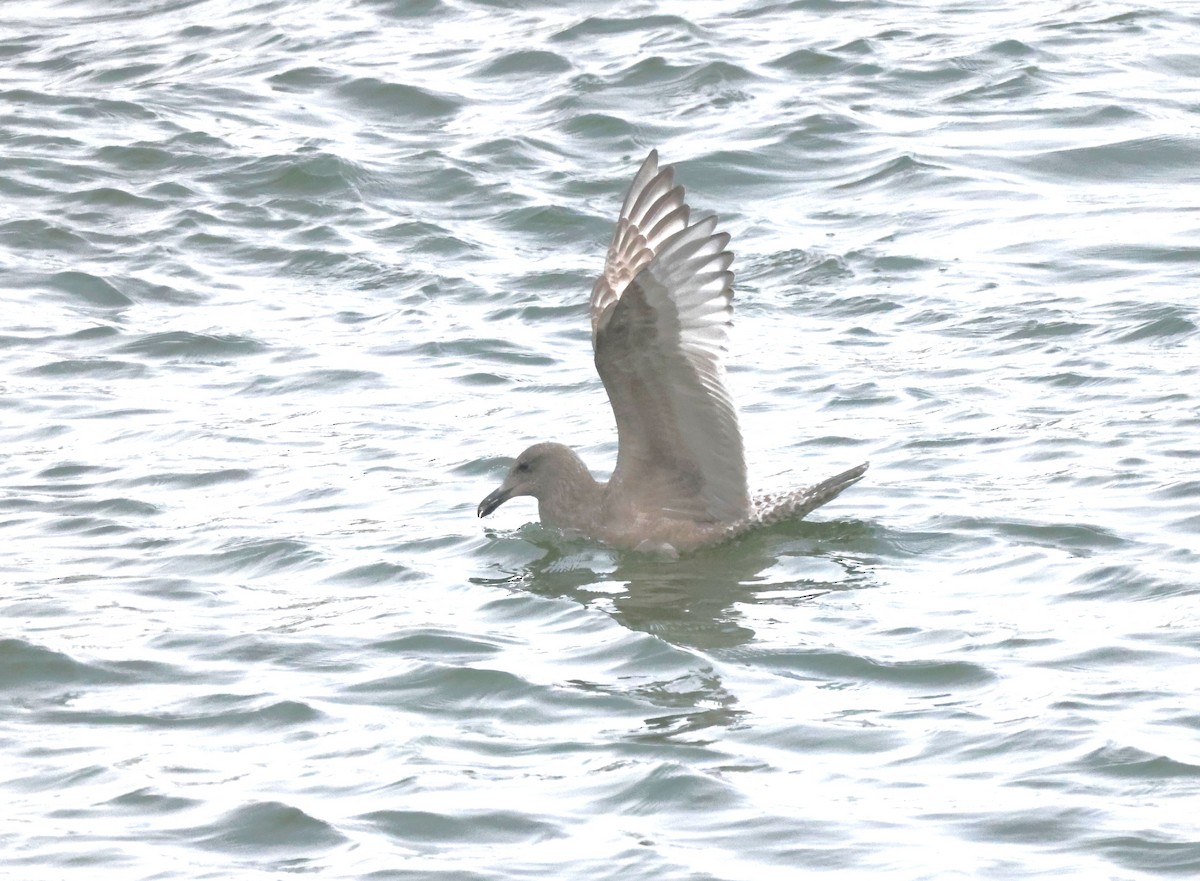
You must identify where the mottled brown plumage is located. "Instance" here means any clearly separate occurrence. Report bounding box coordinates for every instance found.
[478,151,867,553]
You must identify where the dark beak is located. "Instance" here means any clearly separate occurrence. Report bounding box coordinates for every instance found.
[477,484,514,518]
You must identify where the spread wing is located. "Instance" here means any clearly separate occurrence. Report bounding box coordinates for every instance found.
[590,150,750,524]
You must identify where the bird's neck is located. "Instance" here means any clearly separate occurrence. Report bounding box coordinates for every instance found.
[538,459,604,532]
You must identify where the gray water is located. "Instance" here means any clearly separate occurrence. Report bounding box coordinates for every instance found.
[3,0,1199,878]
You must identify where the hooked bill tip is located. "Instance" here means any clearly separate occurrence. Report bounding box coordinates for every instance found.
[477,485,509,519]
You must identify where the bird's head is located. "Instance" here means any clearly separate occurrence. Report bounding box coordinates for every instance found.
[476,442,580,518]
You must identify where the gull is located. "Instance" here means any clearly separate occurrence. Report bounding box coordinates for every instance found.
[477,150,868,553]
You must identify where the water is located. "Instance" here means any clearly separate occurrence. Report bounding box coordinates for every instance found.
[3,0,1199,878]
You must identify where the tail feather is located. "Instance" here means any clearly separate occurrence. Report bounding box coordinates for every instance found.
[750,462,869,528]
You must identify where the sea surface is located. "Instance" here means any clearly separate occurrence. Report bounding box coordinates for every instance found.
[2,0,1199,878]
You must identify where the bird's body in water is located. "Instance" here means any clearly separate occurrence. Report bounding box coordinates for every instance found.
[477,151,868,554]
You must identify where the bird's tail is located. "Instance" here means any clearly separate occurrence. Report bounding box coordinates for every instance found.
[749,461,870,529]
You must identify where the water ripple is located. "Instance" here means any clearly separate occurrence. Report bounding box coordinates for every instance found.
[3,0,1198,878]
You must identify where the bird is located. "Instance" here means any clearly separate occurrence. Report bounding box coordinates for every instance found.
[477,150,868,554]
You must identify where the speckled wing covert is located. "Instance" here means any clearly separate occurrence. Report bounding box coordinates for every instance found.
[590,150,751,524]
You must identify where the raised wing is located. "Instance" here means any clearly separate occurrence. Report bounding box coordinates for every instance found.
[590,150,689,339]
[592,151,750,524]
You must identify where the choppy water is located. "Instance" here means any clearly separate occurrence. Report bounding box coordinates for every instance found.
[3,0,1199,878]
